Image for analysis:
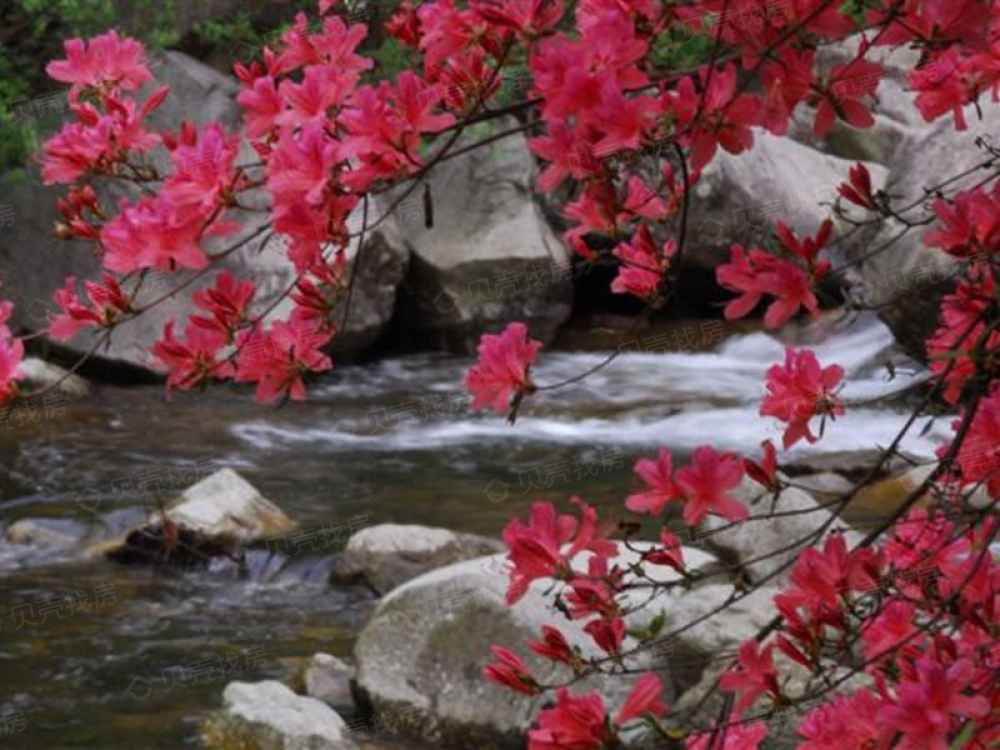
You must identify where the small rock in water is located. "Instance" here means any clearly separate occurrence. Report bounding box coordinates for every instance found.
[102,469,297,568]
[16,358,90,399]
[330,523,504,595]
[204,680,358,750]
[305,653,356,711]
[5,518,87,549]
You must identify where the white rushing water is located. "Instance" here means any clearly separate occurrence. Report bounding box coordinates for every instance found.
[232,316,953,459]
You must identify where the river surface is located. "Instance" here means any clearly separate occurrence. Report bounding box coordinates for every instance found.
[0,316,951,748]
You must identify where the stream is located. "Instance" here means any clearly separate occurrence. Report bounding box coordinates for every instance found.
[0,315,952,748]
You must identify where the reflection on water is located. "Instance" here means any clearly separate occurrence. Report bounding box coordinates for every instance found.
[0,316,948,747]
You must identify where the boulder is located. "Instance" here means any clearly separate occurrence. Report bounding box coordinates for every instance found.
[682,130,888,273]
[385,119,574,353]
[353,545,775,748]
[0,51,407,377]
[101,468,296,562]
[204,680,358,750]
[699,477,861,585]
[304,653,355,711]
[15,358,90,399]
[330,523,504,595]
[5,518,87,549]
[827,93,1000,360]
[788,36,927,166]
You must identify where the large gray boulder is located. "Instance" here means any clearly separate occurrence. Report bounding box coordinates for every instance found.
[353,545,773,748]
[386,120,574,353]
[0,51,407,376]
[699,476,861,585]
[330,523,505,595]
[829,96,1000,360]
[204,680,358,750]
[683,129,888,273]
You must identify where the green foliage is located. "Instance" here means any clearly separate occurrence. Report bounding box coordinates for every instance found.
[0,0,118,174]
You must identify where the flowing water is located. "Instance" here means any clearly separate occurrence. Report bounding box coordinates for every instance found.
[0,316,952,748]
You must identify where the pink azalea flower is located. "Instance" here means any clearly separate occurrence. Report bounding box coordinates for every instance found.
[614,672,667,726]
[0,335,25,406]
[151,322,232,399]
[583,617,626,654]
[190,272,256,343]
[645,528,686,571]
[611,225,675,302]
[238,75,284,138]
[719,641,780,714]
[743,440,779,493]
[674,446,749,526]
[760,348,844,449]
[717,245,820,329]
[626,448,680,517]
[49,275,132,341]
[234,319,334,403]
[100,196,214,274]
[877,655,990,750]
[46,30,152,92]
[466,322,543,417]
[528,688,608,750]
[501,498,617,605]
[483,646,539,695]
[861,599,918,661]
[687,718,768,750]
[798,690,886,749]
[527,625,575,665]
[164,122,242,211]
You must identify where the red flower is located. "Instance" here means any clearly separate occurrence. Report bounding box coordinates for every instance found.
[49,275,132,341]
[473,0,566,39]
[761,48,816,135]
[501,498,617,605]
[674,63,762,170]
[528,689,607,749]
[484,646,539,695]
[100,196,218,274]
[528,626,575,665]
[798,690,886,750]
[951,387,1000,498]
[646,528,686,571]
[674,446,749,526]
[861,599,918,661]
[584,617,626,654]
[466,322,543,417]
[743,440,779,493]
[610,226,675,302]
[838,162,876,210]
[786,534,882,614]
[165,122,242,211]
[234,319,334,403]
[238,76,284,138]
[924,184,1000,260]
[46,30,152,93]
[877,655,990,749]
[626,448,680,516]
[151,322,231,399]
[774,220,832,279]
[716,245,820,329]
[615,672,667,726]
[0,335,25,407]
[191,272,256,343]
[687,717,768,750]
[813,56,882,138]
[760,348,844,449]
[719,641,781,714]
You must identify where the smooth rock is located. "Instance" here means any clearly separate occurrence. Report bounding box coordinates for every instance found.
[682,129,888,272]
[163,469,296,541]
[385,119,574,353]
[15,358,90,399]
[353,545,770,748]
[305,653,355,711]
[204,680,358,750]
[5,518,87,548]
[330,523,504,595]
[700,476,861,584]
